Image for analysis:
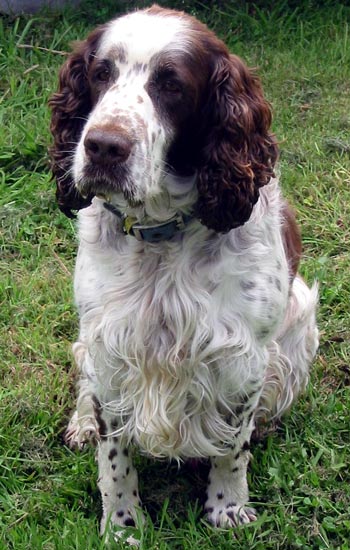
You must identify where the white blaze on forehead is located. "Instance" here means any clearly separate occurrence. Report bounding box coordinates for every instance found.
[97,11,189,63]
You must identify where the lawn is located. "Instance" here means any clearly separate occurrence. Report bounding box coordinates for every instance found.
[0,1,349,549]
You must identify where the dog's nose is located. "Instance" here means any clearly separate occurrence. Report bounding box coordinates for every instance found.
[84,129,133,164]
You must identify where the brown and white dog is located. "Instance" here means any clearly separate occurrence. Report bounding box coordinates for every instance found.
[49,5,318,538]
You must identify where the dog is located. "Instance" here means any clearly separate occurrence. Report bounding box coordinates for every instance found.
[49,4,318,537]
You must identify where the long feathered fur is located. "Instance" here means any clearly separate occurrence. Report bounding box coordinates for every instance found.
[49,27,105,216]
[196,54,278,232]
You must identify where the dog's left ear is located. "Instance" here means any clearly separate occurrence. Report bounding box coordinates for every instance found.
[195,54,278,233]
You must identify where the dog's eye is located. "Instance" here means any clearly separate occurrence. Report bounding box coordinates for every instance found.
[92,60,112,83]
[162,79,182,94]
[95,67,110,82]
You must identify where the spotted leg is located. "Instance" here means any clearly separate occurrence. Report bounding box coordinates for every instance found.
[205,394,259,528]
[94,399,144,537]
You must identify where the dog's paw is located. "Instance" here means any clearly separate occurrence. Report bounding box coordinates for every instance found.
[102,509,145,546]
[64,410,98,449]
[205,503,257,528]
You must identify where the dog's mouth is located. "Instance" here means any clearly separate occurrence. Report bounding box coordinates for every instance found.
[76,163,140,206]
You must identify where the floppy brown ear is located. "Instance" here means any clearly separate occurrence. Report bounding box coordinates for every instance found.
[195,54,278,232]
[48,27,104,217]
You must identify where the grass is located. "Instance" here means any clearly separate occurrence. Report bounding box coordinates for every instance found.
[1,1,350,548]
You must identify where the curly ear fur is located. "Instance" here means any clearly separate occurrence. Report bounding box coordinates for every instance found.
[195,54,278,232]
[48,27,105,217]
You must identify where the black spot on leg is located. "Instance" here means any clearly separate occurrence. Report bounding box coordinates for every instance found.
[112,464,116,471]
[217,492,224,500]
[92,395,107,437]
[133,490,137,497]
[233,452,240,460]
[108,448,118,461]
[232,467,239,473]
[126,467,130,476]
[123,448,129,457]
[242,441,250,452]
[117,492,123,498]
[112,477,118,482]
[227,501,237,508]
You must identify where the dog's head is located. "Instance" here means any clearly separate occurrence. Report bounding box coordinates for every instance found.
[49,5,277,231]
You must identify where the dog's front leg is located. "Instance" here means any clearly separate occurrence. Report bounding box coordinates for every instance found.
[204,407,258,529]
[94,404,143,535]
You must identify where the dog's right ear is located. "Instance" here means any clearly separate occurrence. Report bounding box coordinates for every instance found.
[48,27,105,217]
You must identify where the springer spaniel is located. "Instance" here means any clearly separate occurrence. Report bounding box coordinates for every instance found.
[49,5,318,539]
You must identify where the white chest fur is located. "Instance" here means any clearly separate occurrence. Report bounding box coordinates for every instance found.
[74,183,289,458]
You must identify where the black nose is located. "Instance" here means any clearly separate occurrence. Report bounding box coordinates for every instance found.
[84,128,133,164]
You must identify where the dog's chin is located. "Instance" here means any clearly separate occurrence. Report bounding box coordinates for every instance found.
[76,165,140,207]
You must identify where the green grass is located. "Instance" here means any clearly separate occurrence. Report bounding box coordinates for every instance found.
[1,1,350,548]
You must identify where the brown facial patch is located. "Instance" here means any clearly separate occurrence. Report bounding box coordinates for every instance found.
[144,44,210,176]
[146,49,206,127]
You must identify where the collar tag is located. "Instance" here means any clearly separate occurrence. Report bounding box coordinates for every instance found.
[123,215,138,235]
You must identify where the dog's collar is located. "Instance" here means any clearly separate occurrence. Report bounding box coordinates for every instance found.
[103,201,194,243]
